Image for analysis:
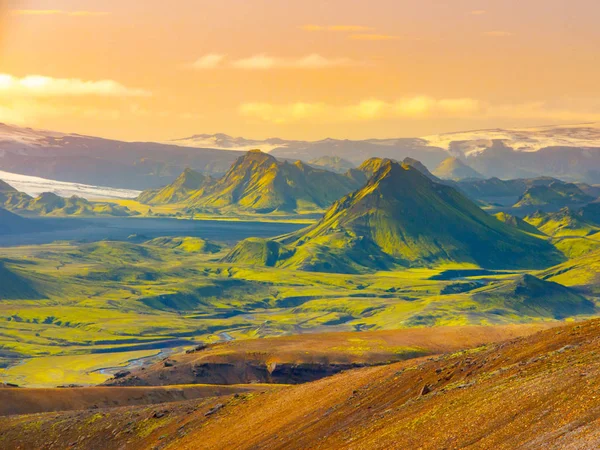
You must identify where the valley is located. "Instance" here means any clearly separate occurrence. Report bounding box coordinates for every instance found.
[1,134,600,449]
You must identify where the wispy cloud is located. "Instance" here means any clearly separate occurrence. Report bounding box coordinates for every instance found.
[300,25,372,32]
[350,34,405,41]
[0,74,150,97]
[239,97,600,124]
[190,54,226,69]
[189,54,358,70]
[239,96,481,124]
[483,31,513,37]
[12,9,109,17]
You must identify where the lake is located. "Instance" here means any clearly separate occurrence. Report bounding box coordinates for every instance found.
[0,217,309,247]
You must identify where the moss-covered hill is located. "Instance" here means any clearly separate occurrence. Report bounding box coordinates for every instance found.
[494,211,546,235]
[139,150,363,213]
[226,160,564,272]
[0,180,137,217]
[525,207,600,237]
[137,168,210,205]
[513,181,594,209]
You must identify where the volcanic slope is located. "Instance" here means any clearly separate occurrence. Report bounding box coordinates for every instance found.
[226,160,564,272]
[3,320,600,449]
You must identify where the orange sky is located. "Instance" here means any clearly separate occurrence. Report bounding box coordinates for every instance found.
[1,0,600,141]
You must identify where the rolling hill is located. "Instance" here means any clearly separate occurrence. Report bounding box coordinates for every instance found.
[433,156,483,180]
[472,274,594,319]
[226,160,564,272]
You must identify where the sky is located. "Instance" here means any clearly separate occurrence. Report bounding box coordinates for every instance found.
[1,0,600,141]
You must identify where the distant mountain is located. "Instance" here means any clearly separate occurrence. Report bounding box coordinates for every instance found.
[513,182,594,210]
[433,157,483,180]
[225,160,563,272]
[454,177,598,210]
[269,138,448,170]
[0,169,139,200]
[423,122,600,155]
[137,169,211,205]
[0,123,244,190]
[26,193,136,217]
[169,133,290,152]
[0,183,136,217]
[308,156,355,173]
[139,150,363,213]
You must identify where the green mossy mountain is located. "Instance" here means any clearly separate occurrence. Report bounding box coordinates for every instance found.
[525,208,600,237]
[513,182,594,209]
[226,160,564,272]
[433,157,483,180]
[358,157,439,183]
[0,262,44,300]
[0,180,33,210]
[0,180,17,192]
[137,168,210,205]
[494,212,546,236]
[140,150,363,213]
[0,180,136,217]
[24,193,135,217]
[473,274,595,319]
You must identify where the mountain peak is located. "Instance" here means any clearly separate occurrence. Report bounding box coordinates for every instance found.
[0,180,17,192]
[227,159,563,272]
[433,157,483,180]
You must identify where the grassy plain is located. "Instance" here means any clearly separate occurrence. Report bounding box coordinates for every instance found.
[0,234,597,387]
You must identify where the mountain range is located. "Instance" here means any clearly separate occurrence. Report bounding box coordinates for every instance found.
[0,123,243,190]
[3,122,600,191]
[0,180,136,217]
[138,150,363,213]
[225,159,563,272]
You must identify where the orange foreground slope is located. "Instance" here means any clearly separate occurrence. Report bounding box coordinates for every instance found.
[1,319,599,449]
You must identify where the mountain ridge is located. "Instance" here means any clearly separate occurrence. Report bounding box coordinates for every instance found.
[226,160,564,271]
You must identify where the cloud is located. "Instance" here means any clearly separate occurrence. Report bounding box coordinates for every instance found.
[483,31,513,37]
[239,97,600,125]
[190,54,226,69]
[0,74,150,97]
[193,54,357,70]
[350,34,405,41]
[239,96,482,124]
[300,25,372,32]
[12,10,109,17]
[470,10,487,15]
